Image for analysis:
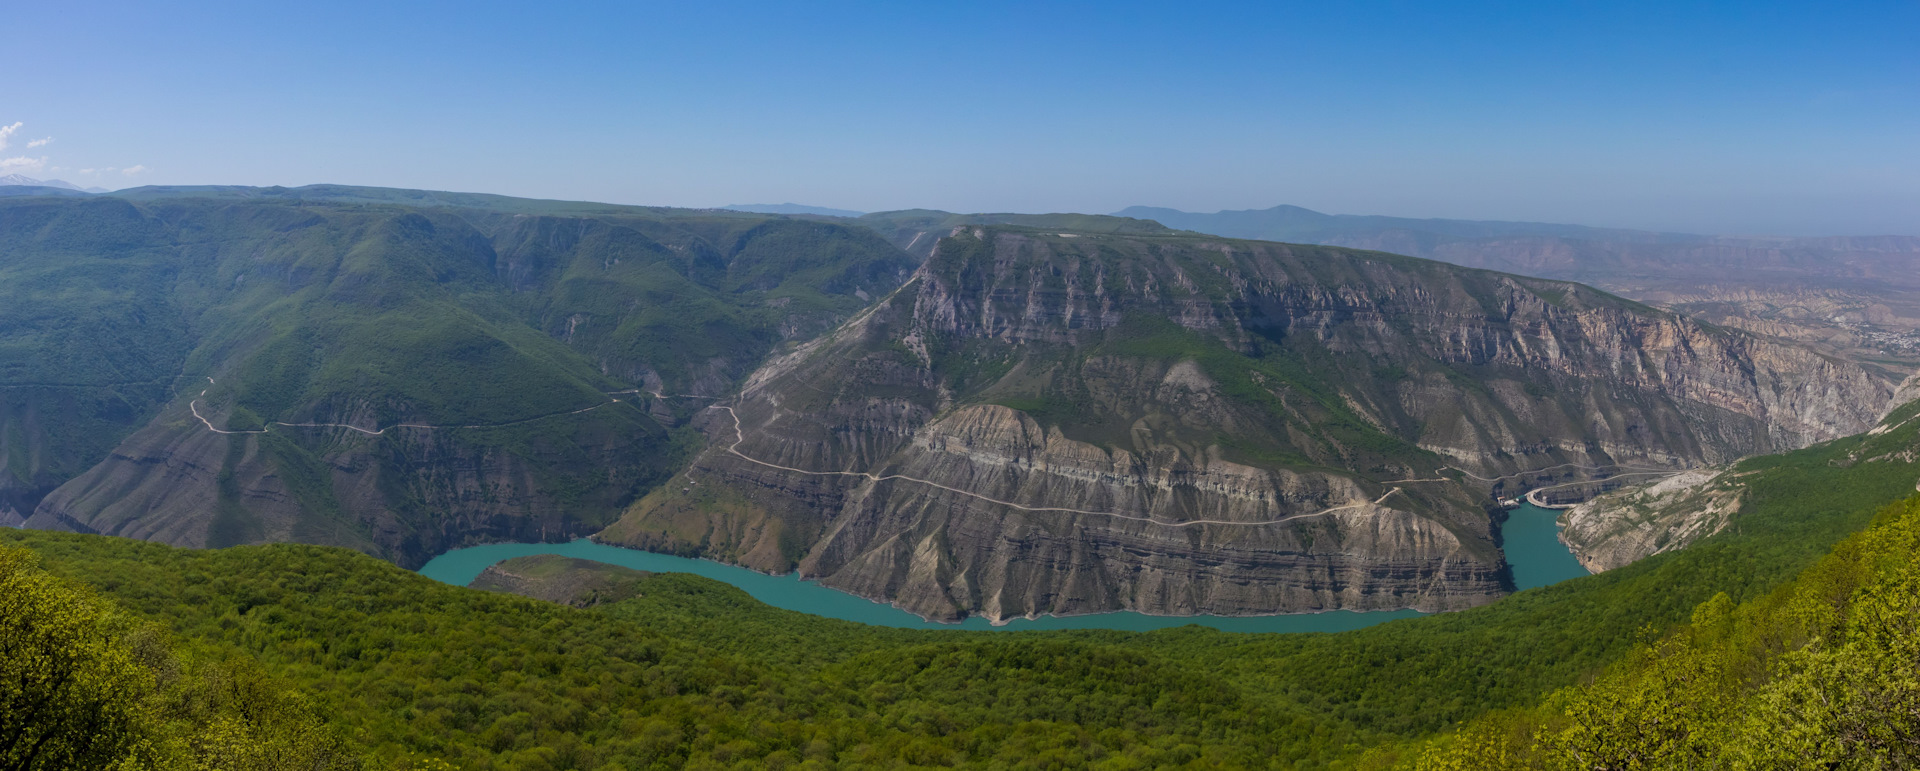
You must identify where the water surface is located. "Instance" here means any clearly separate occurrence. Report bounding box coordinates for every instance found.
[1502,501,1592,590]
[418,539,1426,633]
[418,500,1590,632]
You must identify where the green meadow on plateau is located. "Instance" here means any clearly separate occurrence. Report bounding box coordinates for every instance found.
[5,185,1920,769]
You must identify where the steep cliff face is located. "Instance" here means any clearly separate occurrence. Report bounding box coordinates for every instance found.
[1894,372,1920,413]
[603,227,1894,621]
[1116,205,1920,377]
[1563,394,1920,573]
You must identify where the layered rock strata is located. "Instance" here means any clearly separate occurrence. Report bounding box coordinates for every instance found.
[603,227,1894,621]
[1556,469,1742,573]
[1563,391,1920,573]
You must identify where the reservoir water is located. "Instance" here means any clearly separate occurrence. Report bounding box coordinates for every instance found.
[1502,501,1593,591]
[417,500,1587,633]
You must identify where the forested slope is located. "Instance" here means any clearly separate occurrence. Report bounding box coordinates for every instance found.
[6,396,1918,768]
[1403,495,1920,769]
[1,190,914,564]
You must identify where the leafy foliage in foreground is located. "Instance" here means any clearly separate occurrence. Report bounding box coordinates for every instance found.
[1404,495,1920,769]
[0,545,354,771]
[8,403,1918,768]
[5,530,1327,769]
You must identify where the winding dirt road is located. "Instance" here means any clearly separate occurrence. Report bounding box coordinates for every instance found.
[185,377,1682,529]
[1522,471,1683,508]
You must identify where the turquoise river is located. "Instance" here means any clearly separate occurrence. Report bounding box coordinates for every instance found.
[418,501,1585,633]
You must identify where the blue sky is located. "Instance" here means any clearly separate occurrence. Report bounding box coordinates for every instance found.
[4,1,1916,235]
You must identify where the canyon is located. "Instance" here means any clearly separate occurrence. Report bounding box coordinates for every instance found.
[7,188,1904,621]
[602,225,1896,621]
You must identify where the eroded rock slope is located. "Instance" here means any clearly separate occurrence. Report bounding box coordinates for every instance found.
[602,227,1894,621]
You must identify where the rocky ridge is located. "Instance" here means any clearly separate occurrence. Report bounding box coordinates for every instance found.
[601,226,1895,621]
[1556,469,1743,572]
[1562,390,1920,573]
[1117,204,1920,377]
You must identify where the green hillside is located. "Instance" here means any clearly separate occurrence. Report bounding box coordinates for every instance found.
[0,191,915,563]
[7,396,1917,768]
[1,543,356,771]
[1402,494,1920,769]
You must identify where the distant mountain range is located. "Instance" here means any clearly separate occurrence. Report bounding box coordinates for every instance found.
[0,173,110,194]
[1119,204,1678,242]
[726,202,866,217]
[711,201,1920,374]
[1114,205,1920,277]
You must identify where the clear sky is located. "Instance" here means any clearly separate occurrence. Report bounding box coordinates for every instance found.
[4,1,1916,235]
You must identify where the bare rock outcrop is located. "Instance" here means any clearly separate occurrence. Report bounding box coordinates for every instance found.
[602,227,1893,621]
[1556,469,1742,573]
[1893,372,1920,417]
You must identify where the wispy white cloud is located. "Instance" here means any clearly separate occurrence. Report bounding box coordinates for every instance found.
[0,156,48,174]
[121,165,149,176]
[79,167,116,175]
[27,137,52,148]
[0,122,21,152]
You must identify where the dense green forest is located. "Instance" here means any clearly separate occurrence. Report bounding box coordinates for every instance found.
[1401,495,1920,769]
[5,395,1917,768]
[0,545,355,770]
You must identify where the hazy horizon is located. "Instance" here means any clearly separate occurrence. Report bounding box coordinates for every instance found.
[6,1,1916,237]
